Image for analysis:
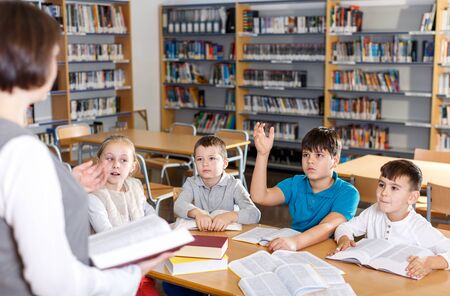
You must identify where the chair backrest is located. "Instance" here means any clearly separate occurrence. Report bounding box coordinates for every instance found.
[414,148,450,164]
[55,123,91,142]
[215,129,249,172]
[426,182,450,221]
[351,175,379,205]
[135,154,152,202]
[171,122,197,135]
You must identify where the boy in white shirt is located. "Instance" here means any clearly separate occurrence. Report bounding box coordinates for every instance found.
[331,159,450,279]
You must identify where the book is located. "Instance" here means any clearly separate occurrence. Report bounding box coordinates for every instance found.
[229,250,348,296]
[326,239,434,279]
[174,235,228,259]
[232,226,300,246]
[174,210,243,231]
[89,214,194,269]
[165,255,228,275]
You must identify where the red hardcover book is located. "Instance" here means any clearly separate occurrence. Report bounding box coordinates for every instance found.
[174,235,228,259]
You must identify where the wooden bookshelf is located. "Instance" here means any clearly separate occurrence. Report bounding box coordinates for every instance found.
[159,0,447,170]
[28,0,135,139]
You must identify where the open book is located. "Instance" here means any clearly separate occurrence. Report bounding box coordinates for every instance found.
[89,214,194,269]
[326,239,434,279]
[229,250,351,296]
[232,226,300,246]
[174,210,242,231]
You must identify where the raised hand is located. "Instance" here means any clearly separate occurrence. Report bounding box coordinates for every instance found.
[72,160,108,193]
[253,122,274,156]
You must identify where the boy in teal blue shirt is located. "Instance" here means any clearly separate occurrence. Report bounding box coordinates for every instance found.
[250,124,359,252]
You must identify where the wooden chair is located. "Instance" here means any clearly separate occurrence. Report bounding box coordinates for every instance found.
[414,148,450,164]
[350,175,379,208]
[136,154,174,216]
[425,182,450,224]
[47,143,72,172]
[215,129,249,189]
[55,123,93,164]
[145,122,196,185]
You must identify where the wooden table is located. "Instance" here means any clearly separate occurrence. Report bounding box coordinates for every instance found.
[336,155,450,188]
[69,129,250,179]
[148,225,450,296]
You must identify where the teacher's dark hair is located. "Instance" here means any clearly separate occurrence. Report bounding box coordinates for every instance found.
[0,1,61,93]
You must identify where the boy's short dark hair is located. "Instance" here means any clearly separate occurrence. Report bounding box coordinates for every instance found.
[301,127,341,157]
[194,136,227,159]
[0,1,61,93]
[380,160,423,191]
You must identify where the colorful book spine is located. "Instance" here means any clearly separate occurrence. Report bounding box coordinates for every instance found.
[243,43,325,61]
[332,69,400,92]
[244,95,322,115]
[331,96,381,120]
[243,120,298,141]
[336,124,389,150]
[243,69,307,88]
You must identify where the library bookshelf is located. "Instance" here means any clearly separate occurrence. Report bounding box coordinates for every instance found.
[26,0,136,145]
[160,0,449,170]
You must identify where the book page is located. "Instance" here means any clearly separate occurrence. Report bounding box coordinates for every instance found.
[89,214,194,269]
[369,243,434,277]
[327,239,393,265]
[273,251,344,274]
[275,264,328,296]
[232,227,279,244]
[260,228,301,245]
[303,283,356,296]
[238,272,292,296]
[228,250,285,278]
[313,267,346,285]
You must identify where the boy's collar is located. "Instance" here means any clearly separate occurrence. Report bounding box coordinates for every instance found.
[195,172,229,188]
[306,171,338,194]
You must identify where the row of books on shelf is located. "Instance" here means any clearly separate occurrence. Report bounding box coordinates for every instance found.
[439,104,450,126]
[437,133,450,151]
[332,38,434,63]
[332,69,400,93]
[166,86,205,108]
[165,86,235,110]
[66,3,127,34]
[441,8,450,32]
[439,41,450,64]
[164,40,232,61]
[243,120,298,141]
[437,73,450,96]
[243,43,325,62]
[243,69,307,88]
[69,69,125,91]
[193,112,235,134]
[336,124,389,150]
[248,147,302,168]
[70,96,120,120]
[331,96,382,121]
[165,62,235,86]
[419,4,436,32]
[243,95,322,116]
[163,7,234,34]
[329,4,363,33]
[243,10,325,34]
[68,43,124,62]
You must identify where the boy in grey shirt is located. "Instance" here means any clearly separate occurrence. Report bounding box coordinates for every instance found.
[174,135,260,231]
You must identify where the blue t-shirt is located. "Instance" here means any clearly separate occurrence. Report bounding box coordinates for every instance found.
[276,171,359,232]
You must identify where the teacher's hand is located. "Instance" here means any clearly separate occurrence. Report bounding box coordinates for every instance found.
[72,160,108,193]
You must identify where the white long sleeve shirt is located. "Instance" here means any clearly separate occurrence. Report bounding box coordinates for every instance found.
[335,203,450,268]
[0,135,142,295]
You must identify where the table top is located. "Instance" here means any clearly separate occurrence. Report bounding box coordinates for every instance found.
[67,129,250,156]
[148,225,450,296]
[336,155,450,187]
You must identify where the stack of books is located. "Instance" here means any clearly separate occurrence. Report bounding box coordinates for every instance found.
[165,235,229,276]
